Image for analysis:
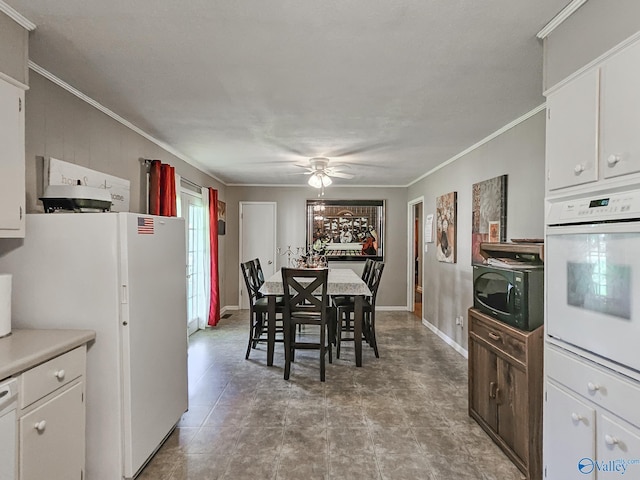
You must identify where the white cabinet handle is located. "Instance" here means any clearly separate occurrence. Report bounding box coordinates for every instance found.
[605,434,619,446]
[607,154,621,167]
[54,369,65,381]
[34,420,46,432]
[571,413,583,423]
[574,164,585,175]
[587,382,600,393]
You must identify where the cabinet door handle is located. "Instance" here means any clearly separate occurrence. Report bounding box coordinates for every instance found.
[605,434,619,446]
[571,413,583,423]
[34,420,46,432]
[607,154,621,167]
[587,382,600,393]
[488,332,501,342]
[574,163,585,175]
[489,381,497,399]
[54,369,66,381]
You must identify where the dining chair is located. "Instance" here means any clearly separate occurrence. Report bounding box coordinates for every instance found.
[333,261,385,358]
[281,267,332,381]
[253,257,265,287]
[240,260,284,360]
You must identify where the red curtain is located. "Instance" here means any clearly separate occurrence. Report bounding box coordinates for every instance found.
[149,160,177,216]
[208,188,221,326]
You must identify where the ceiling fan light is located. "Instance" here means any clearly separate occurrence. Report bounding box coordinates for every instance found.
[308,173,323,188]
[321,174,332,187]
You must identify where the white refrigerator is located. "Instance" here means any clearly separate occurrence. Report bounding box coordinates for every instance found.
[0,213,188,480]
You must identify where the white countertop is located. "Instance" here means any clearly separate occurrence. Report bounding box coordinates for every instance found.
[0,329,96,381]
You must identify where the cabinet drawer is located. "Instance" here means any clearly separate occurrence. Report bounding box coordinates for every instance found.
[20,346,85,409]
[470,315,526,365]
[546,347,640,428]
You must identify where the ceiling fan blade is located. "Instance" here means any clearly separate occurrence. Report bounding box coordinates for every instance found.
[327,163,352,170]
[263,138,308,156]
[328,171,354,179]
[330,141,393,158]
[294,164,312,169]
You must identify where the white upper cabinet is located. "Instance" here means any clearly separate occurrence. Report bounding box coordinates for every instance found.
[546,69,599,191]
[0,78,25,237]
[600,40,640,179]
[545,36,640,194]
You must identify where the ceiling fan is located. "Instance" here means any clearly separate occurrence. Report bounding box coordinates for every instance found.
[295,157,355,188]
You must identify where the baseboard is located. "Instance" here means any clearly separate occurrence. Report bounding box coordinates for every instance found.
[421,318,468,359]
[377,306,409,311]
[221,305,239,314]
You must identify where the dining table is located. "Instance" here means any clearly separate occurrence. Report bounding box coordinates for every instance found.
[259,268,372,367]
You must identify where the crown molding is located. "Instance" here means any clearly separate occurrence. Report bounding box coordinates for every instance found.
[0,1,36,30]
[407,103,546,187]
[226,183,406,188]
[536,0,589,39]
[0,70,28,90]
[28,61,227,186]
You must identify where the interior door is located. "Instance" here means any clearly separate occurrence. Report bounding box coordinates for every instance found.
[240,202,276,309]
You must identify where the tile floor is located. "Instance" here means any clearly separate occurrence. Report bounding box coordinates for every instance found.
[139,310,526,480]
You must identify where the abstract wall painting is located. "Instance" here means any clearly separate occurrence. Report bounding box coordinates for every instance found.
[471,174,507,264]
[436,191,457,263]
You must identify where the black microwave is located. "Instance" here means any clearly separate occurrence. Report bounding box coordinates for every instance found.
[472,264,544,331]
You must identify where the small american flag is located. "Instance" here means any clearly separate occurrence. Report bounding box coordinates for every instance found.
[137,216,154,234]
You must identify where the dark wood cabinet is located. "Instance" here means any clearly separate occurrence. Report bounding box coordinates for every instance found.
[468,308,543,480]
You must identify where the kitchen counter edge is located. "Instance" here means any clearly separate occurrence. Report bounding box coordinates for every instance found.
[0,328,96,380]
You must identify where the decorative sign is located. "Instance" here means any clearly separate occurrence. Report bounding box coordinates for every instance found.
[424,214,434,243]
[45,158,131,212]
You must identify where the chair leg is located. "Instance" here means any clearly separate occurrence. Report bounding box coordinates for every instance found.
[336,309,343,359]
[320,324,326,382]
[370,310,379,358]
[252,314,264,349]
[284,320,293,380]
[246,311,257,360]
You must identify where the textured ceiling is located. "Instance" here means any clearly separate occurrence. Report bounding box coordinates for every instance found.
[9,0,568,186]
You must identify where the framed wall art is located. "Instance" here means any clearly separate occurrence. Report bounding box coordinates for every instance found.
[471,174,507,264]
[306,199,384,261]
[436,191,457,263]
[218,200,226,235]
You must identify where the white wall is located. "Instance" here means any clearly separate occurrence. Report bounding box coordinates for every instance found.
[407,111,546,351]
[225,186,408,309]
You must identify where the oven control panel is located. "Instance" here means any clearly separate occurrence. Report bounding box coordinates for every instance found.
[547,190,640,224]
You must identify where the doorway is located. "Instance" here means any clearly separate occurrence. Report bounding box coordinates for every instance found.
[239,202,277,309]
[407,197,424,319]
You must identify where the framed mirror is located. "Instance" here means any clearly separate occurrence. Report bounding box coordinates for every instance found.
[306,199,384,261]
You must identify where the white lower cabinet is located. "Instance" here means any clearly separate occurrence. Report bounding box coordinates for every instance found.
[544,346,640,479]
[17,346,87,480]
[544,382,596,479]
[19,383,84,480]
